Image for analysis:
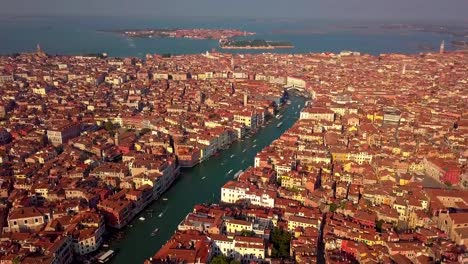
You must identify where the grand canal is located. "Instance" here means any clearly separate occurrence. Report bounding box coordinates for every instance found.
[110,93,307,264]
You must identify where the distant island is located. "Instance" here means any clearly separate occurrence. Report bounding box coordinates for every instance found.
[452,40,468,48]
[107,28,255,40]
[220,39,294,49]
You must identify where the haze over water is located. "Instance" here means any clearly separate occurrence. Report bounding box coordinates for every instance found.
[0,15,458,57]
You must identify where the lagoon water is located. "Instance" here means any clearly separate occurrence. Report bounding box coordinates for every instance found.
[0,16,454,57]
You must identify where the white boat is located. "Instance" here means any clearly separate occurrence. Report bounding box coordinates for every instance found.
[252,144,257,148]
[97,250,115,263]
[139,217,145,221]
[201,176,206,180]
[233,170,243,179]
[242,149,246,153]
[158,208,167,218]
[162,198,168,201]
[253,139,257,143]
[276,122,283,128]
[230,154,235,158]
[228,169,233,174]
[150,228,159,237]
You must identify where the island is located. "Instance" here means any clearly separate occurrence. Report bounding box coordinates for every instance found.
[110,28,255,40]
[220,39,294,49]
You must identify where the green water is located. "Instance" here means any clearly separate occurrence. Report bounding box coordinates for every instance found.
[109,93,306,264]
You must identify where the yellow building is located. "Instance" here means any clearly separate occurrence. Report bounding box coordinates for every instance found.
[287,215,320,232]
[224,219,253,234]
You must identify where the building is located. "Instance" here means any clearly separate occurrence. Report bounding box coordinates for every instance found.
[221,181,276,208]
[69,212,106,255]
[47,122,81,146]
[5,207,51,233]
[300,107,335,122]
[148,231,213,263]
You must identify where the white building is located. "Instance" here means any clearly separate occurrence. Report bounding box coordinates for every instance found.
[221,181,275,208]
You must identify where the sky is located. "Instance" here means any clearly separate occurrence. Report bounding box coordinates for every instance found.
[1,0,467,22]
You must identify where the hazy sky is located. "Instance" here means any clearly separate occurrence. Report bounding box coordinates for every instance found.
[2,0,467,21]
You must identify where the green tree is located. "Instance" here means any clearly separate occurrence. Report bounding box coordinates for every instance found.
[270,227,292,258]
[210,255,240,264]
[376,219,384,232]
[240,230,256,237]
[211,255,229,264]
[329,203,338,212]
[12,256,21,264]
[104,121,114,131]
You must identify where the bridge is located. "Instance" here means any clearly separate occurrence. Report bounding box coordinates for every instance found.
[284,85,314,99]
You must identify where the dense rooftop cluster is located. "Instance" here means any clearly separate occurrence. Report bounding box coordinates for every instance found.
[0,48,467,263]
[146,51,467,264]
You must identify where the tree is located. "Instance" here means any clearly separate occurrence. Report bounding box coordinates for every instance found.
[270,227,292,258]
[211,255,240,264]
[329,203,338,212]
[211,255,229,264]
[12,256,21,264]
[376,219,384,232]
[104,121,114,131]
[240,230,256,237]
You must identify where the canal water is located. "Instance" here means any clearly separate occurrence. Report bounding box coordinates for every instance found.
[109,93,307,264]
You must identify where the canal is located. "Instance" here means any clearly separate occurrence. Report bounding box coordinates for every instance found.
[110,93,307,264]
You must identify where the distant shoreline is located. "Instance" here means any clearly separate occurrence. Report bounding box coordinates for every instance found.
[220,45,294,50]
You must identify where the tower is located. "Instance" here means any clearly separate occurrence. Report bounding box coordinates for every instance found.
[36,43,45,56]
[439,40,445,54]
[231,82,235,94]
[243,93,248,106]
[114,131,119,146]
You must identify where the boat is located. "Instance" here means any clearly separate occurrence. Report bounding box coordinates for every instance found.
[201,176,206,180]
[139,217,145,221]
[253,139,257,143]
[102,244,109,248]
[277,115,283,119]
[242,149,246,153]
[97,250,116,263]
[252,144,257,148]
[230,154,235,158]
[233,170,243,179]
[275,114,280,119]
[150,228,159,237]
[227,169,233,174]
[158,208,167,218]
[162,197,168,201]
[276,122,283,128]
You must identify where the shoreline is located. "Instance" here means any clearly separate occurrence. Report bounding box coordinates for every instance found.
[220,45,294,50]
